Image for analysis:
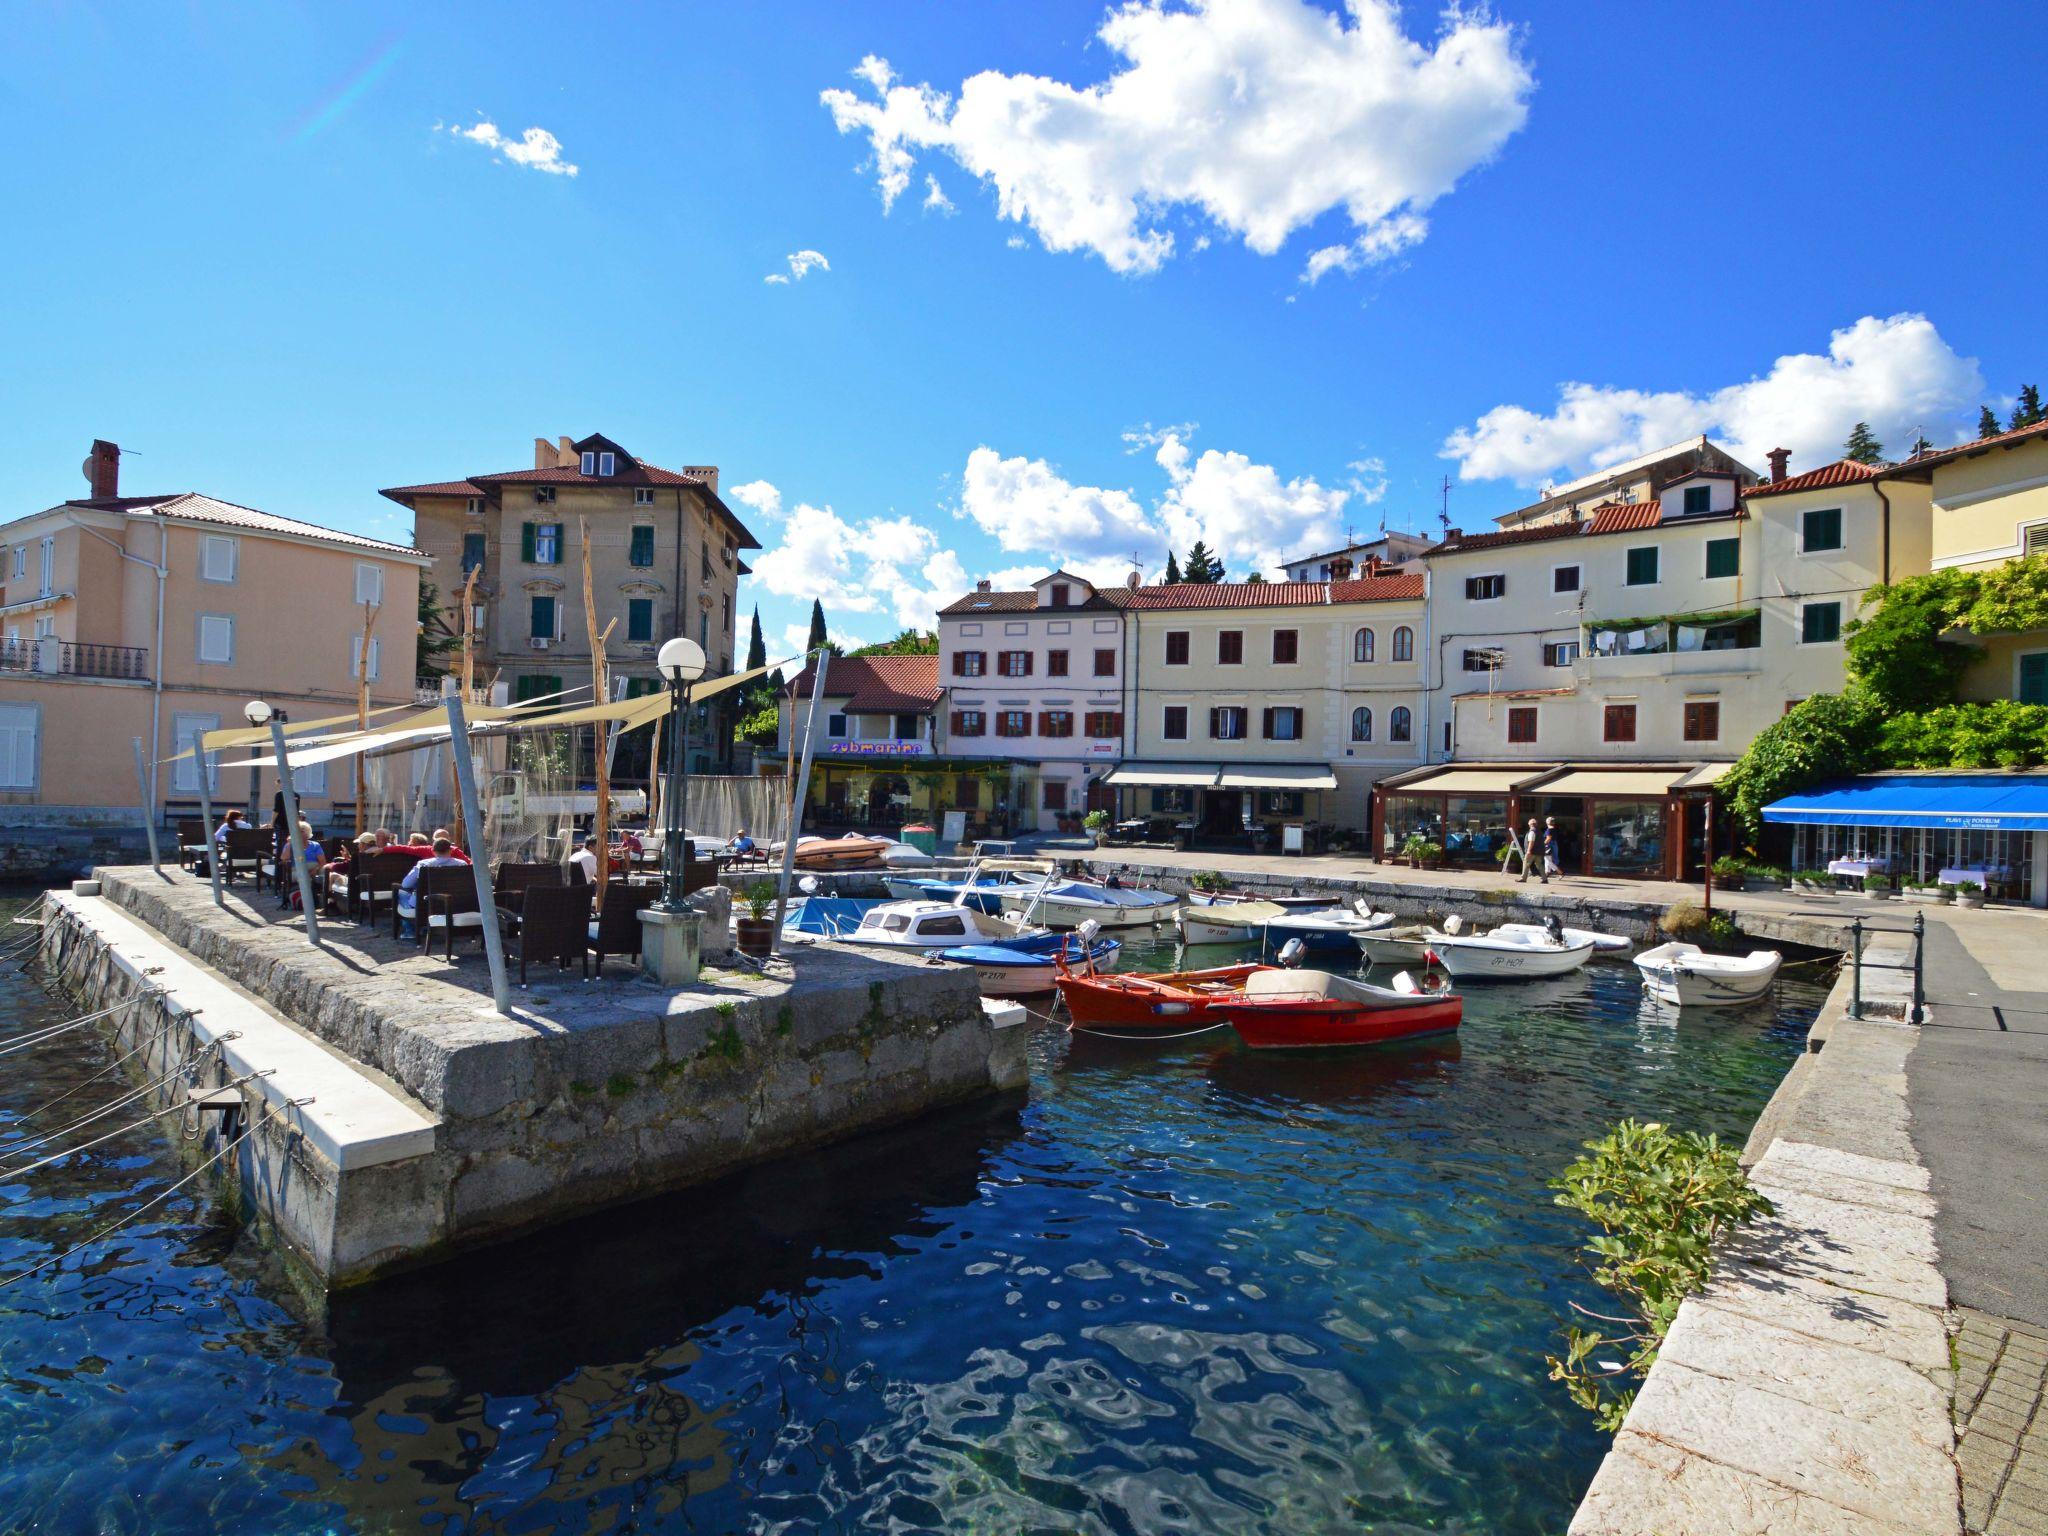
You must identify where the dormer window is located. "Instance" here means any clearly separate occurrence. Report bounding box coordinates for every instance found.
[581,451,595,475]
[1050,582,1071,608]
[580,451,616,477]
[1682,484,1712,515]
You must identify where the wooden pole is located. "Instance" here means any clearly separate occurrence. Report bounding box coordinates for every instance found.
[355,599,376,837]
[580,518,613,910]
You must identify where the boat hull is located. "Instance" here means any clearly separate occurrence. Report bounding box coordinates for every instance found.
[1056,964,1267,1032]
[1175,901,1286,943]
[1433,939,1593,979]
[1019,894,1179,930]
[1220,995,1463,1050]
[1633,944,1782,1007]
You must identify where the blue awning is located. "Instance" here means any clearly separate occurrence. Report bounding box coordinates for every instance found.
[1763,775,2048,832]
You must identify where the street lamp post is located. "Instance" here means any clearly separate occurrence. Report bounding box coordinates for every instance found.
[656,636,707,912]
[247,699,320,946]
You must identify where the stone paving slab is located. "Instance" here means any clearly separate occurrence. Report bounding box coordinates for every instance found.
[1954,1308,2048,1534]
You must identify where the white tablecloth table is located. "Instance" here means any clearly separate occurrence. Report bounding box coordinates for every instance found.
[1936,867,2000,888]
[1826,857,1890,879]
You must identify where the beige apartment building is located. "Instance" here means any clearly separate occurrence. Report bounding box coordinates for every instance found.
[1490,435,1758,532]
[382,432,759,773]
[0,439,427,872]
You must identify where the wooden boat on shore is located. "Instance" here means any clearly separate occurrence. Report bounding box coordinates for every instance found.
[1056,962,1271,1035]
[1633,942,1782,1007]
[782,834,895,872]
[1212,969,1463,1050]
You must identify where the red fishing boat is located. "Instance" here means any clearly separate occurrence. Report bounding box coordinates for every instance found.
[1055,962,1273,1035]
[1211,968,1463,1050]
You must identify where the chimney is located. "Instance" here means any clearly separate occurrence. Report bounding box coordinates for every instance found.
[1767,447,1790,484]
[556,436,577,468]
[83,439,120,500]
[975,579,991,592]
[1330,555,1354,579]
[533,437,557,471]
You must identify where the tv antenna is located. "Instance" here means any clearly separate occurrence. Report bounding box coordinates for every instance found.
[1438,475,1453,532]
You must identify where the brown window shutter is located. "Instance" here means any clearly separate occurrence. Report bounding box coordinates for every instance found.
[1110,711,1123,736]
[950,653,963,676]
[1022,653,1033,676]
[1209,707,1221,737]
[1261,707,1274,739]
[950,710,963,732]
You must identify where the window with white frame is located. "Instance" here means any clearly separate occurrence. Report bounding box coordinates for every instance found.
[634,487,655,506]
[197,614,234,664]
[599,451,615,476]
[293,756,329,797]
[348,636,381,681]
[581,451,597,475]
[172,712,220,793]
[201,534,238,583]
[0,703,36,789]
[354,562,384,607]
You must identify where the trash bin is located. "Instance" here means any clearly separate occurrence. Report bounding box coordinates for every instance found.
[901,822,937,855]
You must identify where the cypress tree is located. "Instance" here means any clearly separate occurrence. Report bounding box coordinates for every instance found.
[1181,540,1224,583]
[1980,406,2004,439]
[2012,386,2045,431]
[1843,422,1885,465]
[745,606,767,671]
[1163,550,1183,584]
[806,598,828,653]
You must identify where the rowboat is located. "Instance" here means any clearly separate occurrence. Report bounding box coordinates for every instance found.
[1175,899,1289,944]
[1358,919,1624,967]
[1056,962,1271,1035]
[1266,905,1393,953]
[1633,942,1782,1007]
[1358,926,1437,966]
[833,899,1024,949]
[939,933,1122,996]
[782,834,895,872]
[1001,878,1180,930]
[1430,927,1594,980]
[1494,922,1632,953]
[1211,968,1463,1050]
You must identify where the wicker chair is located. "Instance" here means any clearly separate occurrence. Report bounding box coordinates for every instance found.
[338,850,413,924]
[506,885,589,983]
[176,820,209,872]
[588,884,660,975]
[411,865,486,959]
[222,827,267,884]
[493,860,566,916]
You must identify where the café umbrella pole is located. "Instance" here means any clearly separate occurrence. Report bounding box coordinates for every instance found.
[191,726,224,909]
[264,716,321,946]
[130,737,162,875]
[444,692,511,1016]
[769,648,830,956]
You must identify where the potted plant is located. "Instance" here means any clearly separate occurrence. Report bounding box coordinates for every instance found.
[735,880,777,957]
[1953,879,1985,910]
[1082,809,1111,847]
[1936,881,1958,904]
[1400,832,1432,869]
[1711,856,1747,892]
[1862,872,1893,900]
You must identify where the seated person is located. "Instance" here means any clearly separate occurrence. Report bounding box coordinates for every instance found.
[725,827,756,858]
[213,808,248,845]
[396,838,470,934]
[385,833,436,862]
[569,838,599,884]
[279,821,325,909]
[618,827,645,858]
[429,827,472,863]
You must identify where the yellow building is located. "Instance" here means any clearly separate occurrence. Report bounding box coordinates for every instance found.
[0,439,427,870]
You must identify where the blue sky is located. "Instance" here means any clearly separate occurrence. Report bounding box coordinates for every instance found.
[4,1,2043,662]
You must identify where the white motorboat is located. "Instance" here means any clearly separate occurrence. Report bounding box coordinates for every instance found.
[1494,921,1632,954]
[1176,899,1289,944]
[1358,926,1437,966]
[834,899,1025,949]
[1633,942,1783,1007]
[877,839,938,869]
[1430,925,1595,980]
[1266,902,1394,953]
[999,879,1180,930]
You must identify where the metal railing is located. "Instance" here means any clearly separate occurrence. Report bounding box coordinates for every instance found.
[1847,911,1928,1025]
[0,639,150,680]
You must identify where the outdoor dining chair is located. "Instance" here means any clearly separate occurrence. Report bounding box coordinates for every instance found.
[505,884,589,983]
[412,865,487,960]
[222,827,267,884]
[588,884,659,976]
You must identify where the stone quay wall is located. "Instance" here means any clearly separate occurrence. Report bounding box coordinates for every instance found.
[76,868,1028,1285]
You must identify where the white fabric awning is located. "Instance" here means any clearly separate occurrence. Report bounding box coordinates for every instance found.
[1387,766,1555,795]
[1539,768,1686,797]
[1674,761,1738,789]
[1103,761,1223,788]
[1217,764,1339,791]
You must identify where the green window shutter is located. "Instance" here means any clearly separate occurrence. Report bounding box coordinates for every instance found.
[1627,547,1658,585]
[2021,654,2048,706]
[629,526,655,567]
[628,598,653,642]
[1705,538,1739,578]
[530,595,555,638]
[520,522,536,563]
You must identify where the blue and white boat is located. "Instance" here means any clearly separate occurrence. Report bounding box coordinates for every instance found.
[997,878,1180,930]
[780,897,880,938]
[1263,903,1394,955]
[939,931,1121,996]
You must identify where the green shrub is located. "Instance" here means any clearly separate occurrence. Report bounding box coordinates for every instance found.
[1720,691,1885,840]
[1082,809,1110,832]
[1547,1120,1773,1432]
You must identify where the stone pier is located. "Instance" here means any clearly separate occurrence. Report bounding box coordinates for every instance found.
[42,867,1028,1290]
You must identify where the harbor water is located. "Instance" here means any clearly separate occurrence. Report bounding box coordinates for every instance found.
[0,899,1824,1533]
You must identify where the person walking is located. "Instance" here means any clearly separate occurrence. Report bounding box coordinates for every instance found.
[1516,817,1540,882]
[1541,816,1562,883]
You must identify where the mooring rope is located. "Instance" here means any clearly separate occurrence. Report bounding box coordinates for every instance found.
[0,1040,228,1162]
[0,1000,149,1058]
[9,1014,177,1125]
[1069,1020,1235,1043]
[0,1070,270,1182]
[0,1095,307,1294]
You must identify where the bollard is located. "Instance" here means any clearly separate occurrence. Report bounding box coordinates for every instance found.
[1911,909,1926,1025]
[1849,916,1864,1021]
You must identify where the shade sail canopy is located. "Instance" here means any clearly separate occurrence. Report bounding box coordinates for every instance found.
[1763,775,2048,831]
[1217,764,1339,790]
[1539,769,1686,797]
[1386,766,1554,795]
[1674,761,1739,789]
[1103,762,1222,788]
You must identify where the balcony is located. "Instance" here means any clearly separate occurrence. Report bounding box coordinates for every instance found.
[0,639,149,681]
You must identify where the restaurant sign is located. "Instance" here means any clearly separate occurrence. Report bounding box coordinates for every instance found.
[827,741,927,757]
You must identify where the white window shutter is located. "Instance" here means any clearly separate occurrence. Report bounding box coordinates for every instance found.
[355,563,384,607]
[2025,525,2048,557]
[0,706,35,789]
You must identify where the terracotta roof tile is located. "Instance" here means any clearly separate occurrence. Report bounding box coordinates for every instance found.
[1327,573,1425,603]
[939,588,1128,615]
[1741,459,1885,498]
[1879,418,2048,478]
[789,653,942,711]
[1123,581,1328,610]
[379,480,482,500]
[1584,500,1663,535]
[1424,520,1587,557]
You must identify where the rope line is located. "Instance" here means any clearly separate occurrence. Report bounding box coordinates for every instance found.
[10,1017,176,1125]
[0,1098,296,1294]
[0,1044,223,1162]
[0,1071,268,1182]
[0,1000,146,1058]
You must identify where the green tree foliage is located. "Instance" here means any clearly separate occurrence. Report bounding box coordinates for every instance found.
[1163,550,1183,584]
[806,598,828,653]
[1843,421,1885,464]
[1980,405,2005,439]
[850,628,939,657]
[744,606,766,671]
[1844,566,1980,710]
[1880,702,2048,769]
[1180,541,1225,583]
[1547,1121,1773,1432]
[2012,385,2046,431]
[737,696,780,745]
[1243,571,1267,584]
[416,581,459,677]
[1909,433,1933,456]
[1720,691,1885,838]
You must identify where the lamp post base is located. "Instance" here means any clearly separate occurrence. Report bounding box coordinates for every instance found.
[638,906,703,986]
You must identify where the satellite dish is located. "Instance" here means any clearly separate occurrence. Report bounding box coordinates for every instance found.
[1277,938,1307,968]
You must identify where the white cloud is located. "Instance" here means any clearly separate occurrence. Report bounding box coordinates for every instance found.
[1347,455,1389,503]
[1300,212,1428,283]
[441,118,578,176]
[922,174,955,215]
[1153,432,1349,577]
[764,249,831,285]
[748,488,972,636]
[959,447,1158,563]
[727,480,784,520]
[1443,313,1985,487]
[821,0,1531,276]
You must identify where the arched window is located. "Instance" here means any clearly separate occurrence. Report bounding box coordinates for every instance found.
[1353,627,1375,663]
[1391,626,1414,662]
[1351,706,1372,741]
[1390,706,1413,742]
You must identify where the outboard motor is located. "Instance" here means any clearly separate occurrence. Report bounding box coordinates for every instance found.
[1277,937,1307,969]
[1543,913,1565,946]
[799,875,819,895]
[1443,913,1465,936]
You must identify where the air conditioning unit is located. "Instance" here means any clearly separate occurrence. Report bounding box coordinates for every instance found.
[529,637,552,651]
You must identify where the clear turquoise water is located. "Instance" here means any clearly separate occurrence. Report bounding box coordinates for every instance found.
[0,901,1823,1533]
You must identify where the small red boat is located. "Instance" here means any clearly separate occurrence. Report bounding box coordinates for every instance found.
[1056,962,1274,1035]
[1212,969,1463,1050]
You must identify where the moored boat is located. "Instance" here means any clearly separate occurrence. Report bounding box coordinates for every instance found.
[1430,927,1595,979]
[1265,903,1393,953]
[834,899,1024,949]
[1003,878,1180,930]
[1633,942,1782,1006]
[1494,921,1632,953]
[1175,899,1289,944]
[781,834,895,872]
[1212,968,1463,1050]
[1056,962,1271,1034]
[939,932,1122,996]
